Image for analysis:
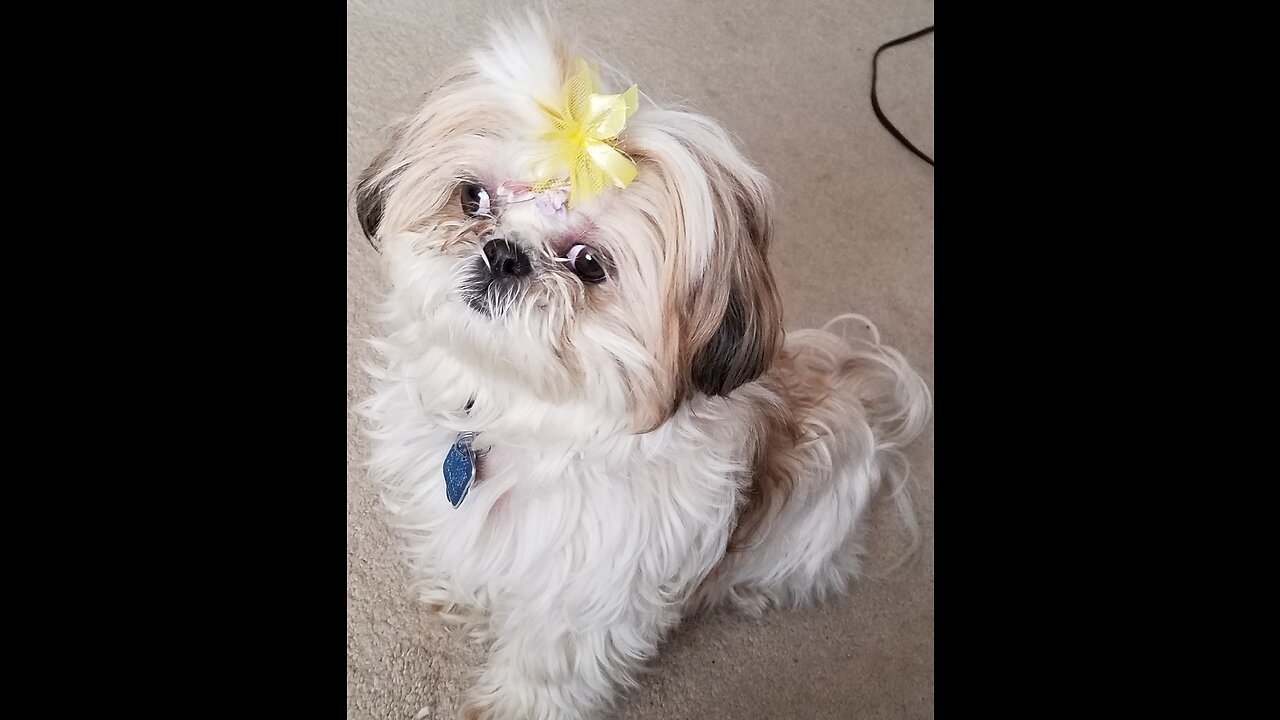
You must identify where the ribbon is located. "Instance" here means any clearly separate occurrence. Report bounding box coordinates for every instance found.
[532,60,639,207]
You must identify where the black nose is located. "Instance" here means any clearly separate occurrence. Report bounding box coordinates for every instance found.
[482,238,532,280]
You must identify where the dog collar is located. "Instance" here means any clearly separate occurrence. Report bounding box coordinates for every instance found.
[443,431,483,508]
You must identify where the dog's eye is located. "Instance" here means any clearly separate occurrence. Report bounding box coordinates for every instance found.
[461,183,489,217]
[567,244,607,284]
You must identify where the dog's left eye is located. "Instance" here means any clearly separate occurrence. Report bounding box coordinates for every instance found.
[461,183,490,217]
[567,244,607,283]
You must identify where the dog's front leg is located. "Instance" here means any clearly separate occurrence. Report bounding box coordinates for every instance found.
[458,602,670,720]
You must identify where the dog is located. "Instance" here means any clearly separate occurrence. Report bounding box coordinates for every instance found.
[355,18,931,720]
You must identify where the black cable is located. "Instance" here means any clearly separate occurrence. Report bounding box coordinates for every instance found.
[871,25,935,166]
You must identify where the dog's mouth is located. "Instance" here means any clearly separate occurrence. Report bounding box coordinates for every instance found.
[462,271,525,318]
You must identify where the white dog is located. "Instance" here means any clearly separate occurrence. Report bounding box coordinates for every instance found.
[356,18,931,720]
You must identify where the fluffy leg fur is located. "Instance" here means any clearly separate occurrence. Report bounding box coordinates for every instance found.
[693,315,931,613]
[458,603,677,720]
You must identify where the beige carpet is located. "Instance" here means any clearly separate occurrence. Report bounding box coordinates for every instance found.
[347,1,934,717]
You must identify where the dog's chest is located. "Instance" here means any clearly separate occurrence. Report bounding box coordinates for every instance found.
[401,431,745,610]
[365,348,755,612]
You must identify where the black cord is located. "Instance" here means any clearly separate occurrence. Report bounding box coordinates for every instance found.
[871,25,934,166]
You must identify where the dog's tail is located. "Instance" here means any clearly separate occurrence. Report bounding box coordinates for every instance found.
[790,313,932,574]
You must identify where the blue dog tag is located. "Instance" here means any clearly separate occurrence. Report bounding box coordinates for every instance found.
[443,432,478,508]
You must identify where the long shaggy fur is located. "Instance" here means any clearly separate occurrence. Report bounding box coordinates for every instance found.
[357,17,931,720]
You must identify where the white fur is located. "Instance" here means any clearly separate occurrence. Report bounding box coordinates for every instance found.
[358,17,930,720]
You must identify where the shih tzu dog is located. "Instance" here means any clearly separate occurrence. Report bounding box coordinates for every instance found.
[356,18,931,720]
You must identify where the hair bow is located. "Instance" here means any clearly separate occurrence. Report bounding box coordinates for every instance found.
[532,59,639,207]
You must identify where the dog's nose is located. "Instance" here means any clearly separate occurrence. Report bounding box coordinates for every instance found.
[482,238,532,279]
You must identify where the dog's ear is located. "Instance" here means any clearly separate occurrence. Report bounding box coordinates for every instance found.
[689,166,783,397]
[692,282,775,396]
[354,147,396,248]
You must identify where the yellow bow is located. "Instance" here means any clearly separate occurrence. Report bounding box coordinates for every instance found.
[532,60,639,207]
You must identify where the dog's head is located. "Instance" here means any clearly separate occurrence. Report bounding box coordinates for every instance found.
[356,20,782,435]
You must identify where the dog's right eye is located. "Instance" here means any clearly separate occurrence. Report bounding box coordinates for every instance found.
[461,183,490,217]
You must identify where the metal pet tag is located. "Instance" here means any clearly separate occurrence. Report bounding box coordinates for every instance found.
[442,432,479,508]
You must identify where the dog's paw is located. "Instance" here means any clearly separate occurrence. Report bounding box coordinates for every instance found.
[456,700,489,720]
[458,681,580,720]
[723,585,775,615]
[424,600,472,620]
[456,694,518,720]
[416,583,485,626]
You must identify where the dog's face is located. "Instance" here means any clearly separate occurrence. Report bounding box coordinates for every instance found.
[357,23,782,434]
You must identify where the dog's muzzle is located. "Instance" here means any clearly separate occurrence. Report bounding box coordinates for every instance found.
[464,238,533,316]
[483,238,532,280]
